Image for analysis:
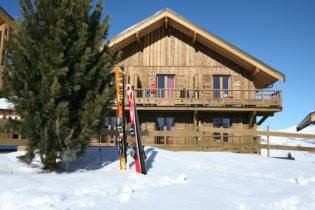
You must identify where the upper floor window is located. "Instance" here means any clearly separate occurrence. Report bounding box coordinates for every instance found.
[156,74,175,98]
[213,75,230,99]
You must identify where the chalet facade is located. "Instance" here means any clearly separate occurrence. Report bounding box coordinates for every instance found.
[0,8,21,143]
[0,7,15,89]
[109,9,285,152]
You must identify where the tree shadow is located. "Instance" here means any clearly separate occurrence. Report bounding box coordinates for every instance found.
[63,146,158,173]
[62,147,119,172]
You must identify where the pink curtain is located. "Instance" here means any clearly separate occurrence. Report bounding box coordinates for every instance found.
[167,75,175,98]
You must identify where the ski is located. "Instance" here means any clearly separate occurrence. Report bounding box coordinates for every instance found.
[114,66,127,170]
[126,84,147,174]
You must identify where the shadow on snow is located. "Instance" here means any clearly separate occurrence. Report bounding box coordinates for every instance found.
[63,146,159,173]
[63,147,119,172]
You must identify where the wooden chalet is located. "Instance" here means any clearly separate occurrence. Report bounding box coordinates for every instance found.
[0,8,22,147]
[0,6,16,89]
[108,9,285,152]
[297,112,315,131]
[0,7,286,152]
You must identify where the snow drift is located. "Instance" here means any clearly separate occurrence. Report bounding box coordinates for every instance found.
[1,146,315,210]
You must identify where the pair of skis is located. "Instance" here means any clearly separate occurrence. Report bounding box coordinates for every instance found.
[114,66,147,175]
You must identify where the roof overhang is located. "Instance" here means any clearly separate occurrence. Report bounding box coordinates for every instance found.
[109,9,285,88]
[0,6,17,30]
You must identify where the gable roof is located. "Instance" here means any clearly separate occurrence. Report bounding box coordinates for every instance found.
[109,9,285,88]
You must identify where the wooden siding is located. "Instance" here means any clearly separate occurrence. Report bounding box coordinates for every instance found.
[0,23,10,88]
[136,111,257,148]
[119,25,256,91]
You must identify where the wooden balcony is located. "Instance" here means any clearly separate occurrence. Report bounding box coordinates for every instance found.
[128,89,282,111]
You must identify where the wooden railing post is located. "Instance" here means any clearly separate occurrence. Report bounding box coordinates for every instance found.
[267,125,270,157]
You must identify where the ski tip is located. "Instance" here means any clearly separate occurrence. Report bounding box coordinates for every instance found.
[126,84,132,91]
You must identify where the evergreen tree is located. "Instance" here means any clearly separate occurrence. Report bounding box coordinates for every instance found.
[3,0,119,170]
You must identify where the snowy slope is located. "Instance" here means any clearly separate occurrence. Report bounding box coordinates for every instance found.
[1,147,315,210]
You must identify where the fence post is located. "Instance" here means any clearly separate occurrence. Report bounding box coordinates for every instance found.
[267,126,270,157]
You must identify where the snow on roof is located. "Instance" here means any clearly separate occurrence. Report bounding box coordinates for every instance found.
[0,98,14,110]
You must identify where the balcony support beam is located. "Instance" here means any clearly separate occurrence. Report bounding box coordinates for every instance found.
[249,111,256,128]
[257,116,268,126]
[193,110,198,131]
[257,114,273,126]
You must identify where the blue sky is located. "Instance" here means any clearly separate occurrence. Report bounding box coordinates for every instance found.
[1,0,315,130]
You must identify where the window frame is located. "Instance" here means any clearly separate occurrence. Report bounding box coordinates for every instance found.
[213,75,231,99]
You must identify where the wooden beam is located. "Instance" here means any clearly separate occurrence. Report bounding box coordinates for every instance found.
[249,111,256,128]
[200,127,315,140]
[193,110,197,131]
[121,106,281,112]
[252,67,260,78]
[135,32,140,43]
[257,115,269,125]
[154,144,315,153]
[165,16,168,29]
[193,32,197,44]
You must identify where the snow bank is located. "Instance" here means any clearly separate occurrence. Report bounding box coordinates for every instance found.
[0,98,14,110]
[1,147,315,210]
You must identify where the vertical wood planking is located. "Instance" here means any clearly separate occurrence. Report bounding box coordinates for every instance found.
[119,25,253,91]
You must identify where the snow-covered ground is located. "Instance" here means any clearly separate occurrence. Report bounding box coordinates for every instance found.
[1,145,315,210]
[0,98,14,110]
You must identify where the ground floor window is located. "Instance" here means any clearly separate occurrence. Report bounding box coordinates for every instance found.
[103,117,117,143]
[155,117,175,144]
[156,117,174,131]
[213,117,231,142]
[105,117,117,130]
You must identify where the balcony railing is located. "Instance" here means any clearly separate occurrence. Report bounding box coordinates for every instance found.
[130,88,282,108]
